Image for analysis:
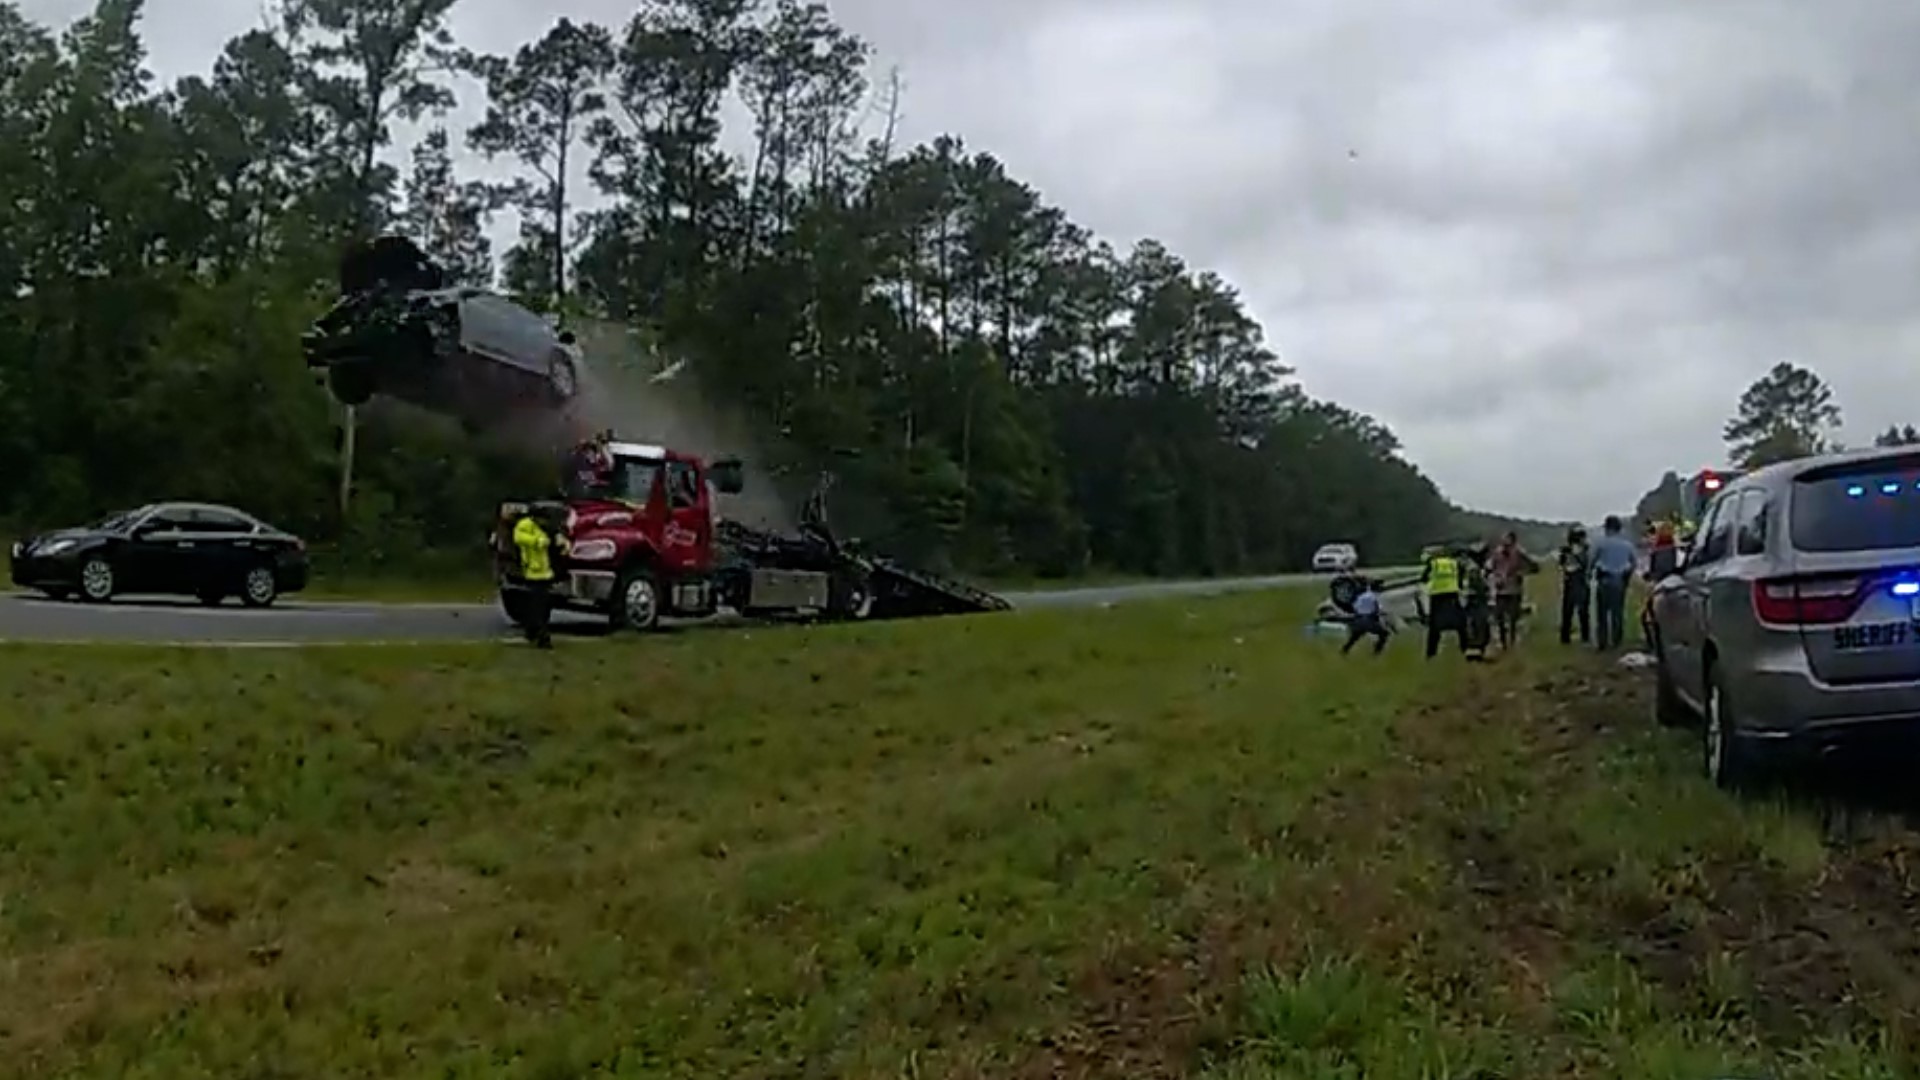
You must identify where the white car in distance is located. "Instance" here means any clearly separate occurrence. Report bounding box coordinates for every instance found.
[1312,542,1360,572]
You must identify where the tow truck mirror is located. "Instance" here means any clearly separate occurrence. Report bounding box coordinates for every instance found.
[709,457,744,495]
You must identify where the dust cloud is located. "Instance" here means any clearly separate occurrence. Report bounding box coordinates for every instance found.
[496,319,792,530]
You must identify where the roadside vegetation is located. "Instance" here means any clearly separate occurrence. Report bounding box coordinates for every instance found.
[2,591,1914,1078]
[0,0,1558,586]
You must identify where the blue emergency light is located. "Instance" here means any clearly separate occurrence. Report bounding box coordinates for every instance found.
[1894,582,1918,597]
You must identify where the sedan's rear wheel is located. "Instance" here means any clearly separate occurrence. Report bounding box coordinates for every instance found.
[240,565,278,608]
[78,557,114,602]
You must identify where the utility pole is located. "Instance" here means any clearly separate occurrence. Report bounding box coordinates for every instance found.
[339,404,356,519]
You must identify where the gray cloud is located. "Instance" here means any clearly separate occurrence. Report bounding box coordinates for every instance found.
[22,0,1920,519]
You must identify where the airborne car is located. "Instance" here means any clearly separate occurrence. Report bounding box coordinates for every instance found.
[301,235,581,423]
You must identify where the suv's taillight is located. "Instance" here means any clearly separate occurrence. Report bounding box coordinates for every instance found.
[1752,575,1864,625]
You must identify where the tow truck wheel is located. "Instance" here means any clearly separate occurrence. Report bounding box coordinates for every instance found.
[830,572,874,621]
[611,569,661,632]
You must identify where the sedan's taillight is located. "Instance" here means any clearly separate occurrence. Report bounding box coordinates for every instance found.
[1752,576,1864,625]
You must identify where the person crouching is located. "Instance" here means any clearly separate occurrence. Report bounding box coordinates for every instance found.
[1342,578,1391,655]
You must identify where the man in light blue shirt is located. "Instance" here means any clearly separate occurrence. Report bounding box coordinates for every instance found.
[1342,578,1391,654]
[1590,515,1638,651]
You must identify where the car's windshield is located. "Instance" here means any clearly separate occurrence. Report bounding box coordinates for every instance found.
[1790,468,1920,552]
[92,508,143,532]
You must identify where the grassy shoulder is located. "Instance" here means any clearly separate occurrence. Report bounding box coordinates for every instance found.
[0,591,1913,1077]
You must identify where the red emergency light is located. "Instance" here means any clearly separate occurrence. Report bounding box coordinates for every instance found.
[1701,473,1722,491]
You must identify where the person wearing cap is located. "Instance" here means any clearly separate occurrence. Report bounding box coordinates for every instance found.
[1556,525,1593,645]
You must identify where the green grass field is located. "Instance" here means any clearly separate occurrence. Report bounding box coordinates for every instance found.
[2,590,1916,1077]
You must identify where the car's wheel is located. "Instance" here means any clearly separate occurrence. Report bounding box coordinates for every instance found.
[239,564,278,608]
[38,587,71,602]
[1649,626,1691,728]
[500,588,531,627]
[329,364,375,406]
[1703,663,1763,792]
[77,557,115,602]
[547,349,579,402]
[610,568,661,632]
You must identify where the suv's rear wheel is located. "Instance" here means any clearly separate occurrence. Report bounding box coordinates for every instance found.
[1703,663,1763,791]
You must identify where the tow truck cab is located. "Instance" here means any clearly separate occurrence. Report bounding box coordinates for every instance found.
[494,440,834,631]
[1680,468,1742,532]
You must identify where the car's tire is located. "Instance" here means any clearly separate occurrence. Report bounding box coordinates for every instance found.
[610,567,662,632]
[38,588,71,602]
[546,348,579,403]
[1649,626,1691,728]
[329,364,375,406]
[500,587,531,627]
[77,557,115,602]
[239,564,278,608]
[1703,662,1765,792]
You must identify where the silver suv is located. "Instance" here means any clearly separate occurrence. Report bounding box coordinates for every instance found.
[1647,446,1920,789]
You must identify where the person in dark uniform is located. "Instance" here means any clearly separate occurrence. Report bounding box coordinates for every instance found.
[1461,544,1493,661]
[1556,525,1593,645]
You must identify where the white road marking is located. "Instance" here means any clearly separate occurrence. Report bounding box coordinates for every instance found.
[0,638,505,648]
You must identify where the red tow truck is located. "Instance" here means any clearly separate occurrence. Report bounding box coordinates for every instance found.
[491,437,1010,631]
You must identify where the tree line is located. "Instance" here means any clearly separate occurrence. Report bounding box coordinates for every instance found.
[1633,360,1917,526]
[1,0,1507,578]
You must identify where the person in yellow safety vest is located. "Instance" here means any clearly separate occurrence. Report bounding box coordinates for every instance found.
[1420,545,1470,659]
[512,509,568,648]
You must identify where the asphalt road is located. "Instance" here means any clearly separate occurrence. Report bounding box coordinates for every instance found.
[0,567,1418,645]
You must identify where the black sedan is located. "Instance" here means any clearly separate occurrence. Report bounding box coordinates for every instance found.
[10,502,309,606]
[301,235,582,425]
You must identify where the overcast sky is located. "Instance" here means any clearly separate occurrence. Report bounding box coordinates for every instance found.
[21,0,1920,521]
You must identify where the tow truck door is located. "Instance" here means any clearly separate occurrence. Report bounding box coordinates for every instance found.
[659,458,711,575]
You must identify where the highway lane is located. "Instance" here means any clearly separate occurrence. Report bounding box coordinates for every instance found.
[0,566,1418,645]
